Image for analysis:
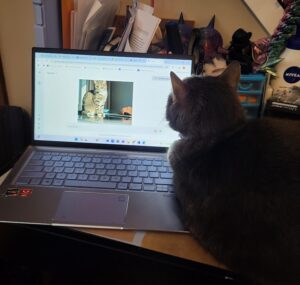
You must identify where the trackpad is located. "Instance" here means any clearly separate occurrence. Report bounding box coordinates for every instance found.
[53,191,129,227]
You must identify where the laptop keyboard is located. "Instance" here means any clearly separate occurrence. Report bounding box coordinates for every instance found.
[16,151,174,193]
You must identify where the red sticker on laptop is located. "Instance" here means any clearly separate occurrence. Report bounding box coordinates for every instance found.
[18,188,33,197]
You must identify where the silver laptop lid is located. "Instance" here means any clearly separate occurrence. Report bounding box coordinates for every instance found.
[32,48,192,150]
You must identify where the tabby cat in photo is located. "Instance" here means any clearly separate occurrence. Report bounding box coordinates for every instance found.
[82,80,108,118]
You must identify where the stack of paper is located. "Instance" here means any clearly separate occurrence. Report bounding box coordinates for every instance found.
[61,0,160,53]
[63,0,119,50]
[118,2,161,53]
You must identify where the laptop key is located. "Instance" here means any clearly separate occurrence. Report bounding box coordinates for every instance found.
[24,165,43,172]
[153,160,162,166]
[143,184,156,191]
[157,185,173,192]
[85,168,95,175]
[137,165,147,171]
[45,173,56,179]
[160,172,173,179]
[53,167,64,173]
[44,160,54,166]
[148,166,156,172]
[71,156,82,162]
[138,171,148,177]
[75,162,84,168]
[117,183,128,190]
[88,175,99,181]
[143,160,152,166]
[64,180,117,189]
[96,169,106,175]
[44,166,54,172]
[157,167,167,172]
[121,177,131,183]
[85,163,95,169]
[53,161,64,167]
[53,179,64,186]
[74,168,85,174]
[129,183,142,191]
[28,160,43,166]
[30,178,42,185]
[51,155,62,161]
[56,173,66,179]
[154,178,173,185]
[16,177,31,184]
[149,172,159,178]
[116,164,126,170]
[21,171,44,178]
[67,174,77,180]
[32,154,42,160]
[117,170,127,176]
[112,158,121,164]
[111,176,121,182]
[41,179,53,186]
[143,177,153,184]
[132,159,142,165]
[127,165,136,171]
[64,161,74,167]
[100,175,109,182]
[122,159,131,165]
[92,157,101,163]
[41,155,51,160]
[82,157,91,163]
[107,170,116,176]
[78,174,88,180]
[133,177,142,183]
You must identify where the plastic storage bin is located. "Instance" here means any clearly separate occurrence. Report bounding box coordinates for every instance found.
[237,73,266,119]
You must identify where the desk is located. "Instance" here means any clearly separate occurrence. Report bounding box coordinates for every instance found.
[0,172,245,284]
[78,228,225,268]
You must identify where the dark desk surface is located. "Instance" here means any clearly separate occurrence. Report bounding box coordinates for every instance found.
[0,223,249,285]
[77,227,225,267]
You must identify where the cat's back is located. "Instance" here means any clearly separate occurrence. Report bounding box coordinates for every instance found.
[202,117,300,197]
[246,117,300,147]
[173,117,300,285]
[233,117,300,183]
[171,117,300,188]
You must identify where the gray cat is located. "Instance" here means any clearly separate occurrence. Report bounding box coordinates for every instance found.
[166,61,300,285]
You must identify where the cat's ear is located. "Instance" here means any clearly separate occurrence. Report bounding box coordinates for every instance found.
[170,72,188,103]
[219,61,241,91]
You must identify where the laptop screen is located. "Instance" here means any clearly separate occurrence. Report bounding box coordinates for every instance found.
[33,49,192,149]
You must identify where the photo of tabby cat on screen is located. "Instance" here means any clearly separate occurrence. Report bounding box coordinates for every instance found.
[78,79,133,125]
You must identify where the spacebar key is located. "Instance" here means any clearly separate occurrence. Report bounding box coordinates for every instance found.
[64,180,117,189]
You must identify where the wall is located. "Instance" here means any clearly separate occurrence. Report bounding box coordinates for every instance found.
[110,81,133,114]
[0,0,34,113]
[0,0,271,114]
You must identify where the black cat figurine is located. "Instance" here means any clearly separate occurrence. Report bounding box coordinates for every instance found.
[166,61,300,285]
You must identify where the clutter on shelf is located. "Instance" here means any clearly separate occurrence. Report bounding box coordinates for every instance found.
[227,28,253,74]
[257,0,300,117]
[61,0,300,119]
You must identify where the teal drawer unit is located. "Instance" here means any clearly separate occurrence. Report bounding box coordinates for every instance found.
[237,73,266,119]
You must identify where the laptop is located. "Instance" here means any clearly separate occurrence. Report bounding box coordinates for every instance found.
[0,47,193,232]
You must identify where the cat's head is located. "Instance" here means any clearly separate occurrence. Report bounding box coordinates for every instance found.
[93,80,107,91]
[166,61,246,138]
